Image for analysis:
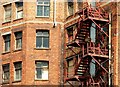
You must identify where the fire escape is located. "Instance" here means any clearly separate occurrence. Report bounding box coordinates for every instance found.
[64,2,110,87]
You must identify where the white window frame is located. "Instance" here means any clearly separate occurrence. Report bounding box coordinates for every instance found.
[35,61,49,80]
[15,31,22,50]
[14,62,22,81]
[4,4,12,22]
[68,0,74,16]
[36,30,49,48]
[3,34,11,52]
[15,2,23,19]
[2,64,10,83]
[36,0,50,17]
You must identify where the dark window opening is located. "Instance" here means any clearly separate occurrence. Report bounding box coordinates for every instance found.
[15,31,22,50]
[68,0,74,15]
[3,34,11,52]
[2,64,10,83]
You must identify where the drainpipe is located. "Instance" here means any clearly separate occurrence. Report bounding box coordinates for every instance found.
[53,0,57,27]
[109,13,112,86]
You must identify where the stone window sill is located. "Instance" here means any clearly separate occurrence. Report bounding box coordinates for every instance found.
[2,51,10,55]
[35,79,48,81]
[13,18,23,22]
[2,81,9,85]
[36,16,49,18]
[2,21,11,24]
[12,80,21,83]
[34,48,51,50]
[14,49,22,52]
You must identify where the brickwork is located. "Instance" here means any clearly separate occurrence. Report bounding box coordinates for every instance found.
[0,0,64,86]
[0,0,119,86]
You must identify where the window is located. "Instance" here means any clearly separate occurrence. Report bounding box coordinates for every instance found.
[15,31,22,50]
[68,0,74,15]
[67,27,73,42]
[4,4,11,22]
[35,61,49,80]
[2,64,10,83]
[15,2,23,19]
[14,62,22,81]
[67,59,74,74]
[37,0,50,17]
[77,0,83,10]
[36,30,49,48]
[3,34,11,52]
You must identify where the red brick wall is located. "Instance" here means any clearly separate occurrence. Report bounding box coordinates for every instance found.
[0,0,64,86]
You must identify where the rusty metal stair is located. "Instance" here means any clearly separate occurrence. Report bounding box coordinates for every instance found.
[75,21,91,44]
[76,57,90,77]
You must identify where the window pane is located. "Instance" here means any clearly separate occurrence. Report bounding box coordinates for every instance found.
[3,64,9,71]
[15,32,22,49]
[16,32,22,38]
[68,2,73,15]
[14,62,22,81]
[4,5,11,21]
[36,62,42,67]
[42,69,48,80]
[43,37,49,47]
[44,2,49,4]
[36,30,49,48]
[37,0,50,16]
[4,35,10,52]
[36,61,48,80]
[36,68,42,79]
[38,1,43,4]
[17,11,23,18]
[68,59,73,66]
[44,6,49,16]
[5,41,10,52]
[15,70,21,80]
[43,31,49,36]
[15,70,19,80]
[16,2,23,8]
[4,72,9,80]
[37,6,43,16]
[36,31,42,36]
[42,62,48,67]
[16,39,22,49]
[2,64,10,82]
[36,62,48,68]
[5,35,10,41]
[14,62,22,69]
[16,2,23,19]
[36,37,42,48]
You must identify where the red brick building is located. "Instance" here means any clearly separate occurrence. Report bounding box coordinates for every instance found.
[0,0,64,86]
[0,0,119,86]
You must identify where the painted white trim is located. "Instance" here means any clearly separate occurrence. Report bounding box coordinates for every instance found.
[64,15,79,24]
[0,21,64,30]
[99,2,111,7]
[2,2,12,6]
[1,31,11,36]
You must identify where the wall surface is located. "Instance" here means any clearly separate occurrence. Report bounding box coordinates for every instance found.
[0,0,119,86]
[0,0,65,86]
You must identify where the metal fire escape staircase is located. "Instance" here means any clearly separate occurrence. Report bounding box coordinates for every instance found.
[65,3,109,87]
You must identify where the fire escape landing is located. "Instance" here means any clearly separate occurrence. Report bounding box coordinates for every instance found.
[64,3,109,87]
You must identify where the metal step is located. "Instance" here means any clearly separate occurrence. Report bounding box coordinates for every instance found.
[76,37,85,40]
[79,65,89,68]
[77,34,86,37]
[80,32,88,34]
[76,72,84,75]
[77,68,87,70]
[80,29,89,32]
